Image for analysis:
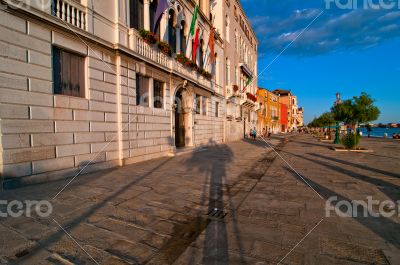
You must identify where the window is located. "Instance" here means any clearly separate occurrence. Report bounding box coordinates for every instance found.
[235,66,238,85]
[195,94,201,114]
[168,9,177,53]
[199,39,204,69]
[234,6,238,20]
[136,75,149,106]
[130,0,144,30]
[202,96,207,115]
[180,20,186,55]
[234,29,238,51]
[225,15,230,42]
[153,80,164,108]
[52,46,85,97]
[215,101,219,117]
[225,58,230,85]
[150,0,161,36]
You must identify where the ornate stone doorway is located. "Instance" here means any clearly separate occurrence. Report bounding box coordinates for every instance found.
[173,84,194,148]
[174,88,185,147]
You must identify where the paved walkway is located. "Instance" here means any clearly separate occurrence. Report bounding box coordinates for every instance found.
[1,135,400,264]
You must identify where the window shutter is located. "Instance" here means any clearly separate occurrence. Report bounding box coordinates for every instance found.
[53,47,62,94]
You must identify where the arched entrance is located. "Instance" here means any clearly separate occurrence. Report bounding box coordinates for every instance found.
[175,88,185,147]
[173,84,194,148]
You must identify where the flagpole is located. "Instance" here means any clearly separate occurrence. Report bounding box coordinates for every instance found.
[204,14,215,69]
[186,0,199,59]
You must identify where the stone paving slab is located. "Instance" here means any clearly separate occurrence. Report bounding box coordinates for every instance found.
[0,135,399,264]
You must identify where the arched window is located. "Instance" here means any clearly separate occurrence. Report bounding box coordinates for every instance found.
[214,52,218,82]
[225,15,230,42]
[235,66,238,85]
[180,20,186,55]
[199,39,204,69]
[168,9,177,53]
[225,57,230,85]
[150,0,160,36]
[234,29,238,51]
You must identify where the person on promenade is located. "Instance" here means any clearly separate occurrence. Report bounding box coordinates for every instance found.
[268,128,272,138]
[249,129,253,139]
[367,125,372,138]
[262,128,266,137]
[253,127,257,139]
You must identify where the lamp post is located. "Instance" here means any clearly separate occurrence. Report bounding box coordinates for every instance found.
[334,92,342,144]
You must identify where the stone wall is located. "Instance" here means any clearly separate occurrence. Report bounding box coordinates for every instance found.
[194,96,225,146]
[0,10,226,185]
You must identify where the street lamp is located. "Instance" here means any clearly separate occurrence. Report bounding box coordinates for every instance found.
[334,92,342,144]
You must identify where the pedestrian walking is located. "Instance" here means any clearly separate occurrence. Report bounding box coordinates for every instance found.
[268,128,272,138]
[252,127,257,139]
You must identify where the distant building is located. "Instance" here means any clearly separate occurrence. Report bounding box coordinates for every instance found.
[297,107,304,127]
[257,88,280,133]
[280,103,288,133]
[273,90,295,131]
[214,0,258,141]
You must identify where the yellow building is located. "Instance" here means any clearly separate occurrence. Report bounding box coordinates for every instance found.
[257,88,281,134]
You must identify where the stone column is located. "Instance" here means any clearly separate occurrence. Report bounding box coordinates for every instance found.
[182,89,194,147]
[144,0,150,31]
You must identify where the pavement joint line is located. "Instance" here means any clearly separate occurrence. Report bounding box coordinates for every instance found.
[52,218,100,265]
[259,136,325,200]
[277,217,324,265]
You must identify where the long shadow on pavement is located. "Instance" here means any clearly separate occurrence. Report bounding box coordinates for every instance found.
[10,158,173,264]
[284,167,400,249]
[285,165,400,248]
[308,153,400,179]
[184,140,235,264]
[280,150,400,203]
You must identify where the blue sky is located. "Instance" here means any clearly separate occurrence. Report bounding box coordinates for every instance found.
[240,0,400,124]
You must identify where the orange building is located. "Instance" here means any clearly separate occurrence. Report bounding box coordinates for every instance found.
[257,88,280,134]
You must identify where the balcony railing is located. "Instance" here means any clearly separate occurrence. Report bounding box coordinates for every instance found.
[128,29,169,68]
[128,29,214,92]
[51,0,87,30]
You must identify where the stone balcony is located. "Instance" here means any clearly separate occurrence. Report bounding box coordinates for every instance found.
[240,93,257,109]
[128,29,217,94]
[51,0,88,31]
[5,0,219,94]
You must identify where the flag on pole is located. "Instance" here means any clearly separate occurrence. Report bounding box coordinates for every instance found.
[153,0,169,33]
[189,4,199,36]
[241,75,253,93]
[208,27,215,64]
[192,28,200,61]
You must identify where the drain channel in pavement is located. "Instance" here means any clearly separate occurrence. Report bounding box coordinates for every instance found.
[207,208,227,220]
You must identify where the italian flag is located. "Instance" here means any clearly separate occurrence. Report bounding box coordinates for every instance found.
[190,4,199,36]
[242,76,253,93]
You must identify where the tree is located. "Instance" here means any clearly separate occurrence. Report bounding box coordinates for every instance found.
[331,92,380,148]
[308,112,335,128]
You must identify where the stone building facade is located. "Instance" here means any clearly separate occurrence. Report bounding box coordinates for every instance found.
[0,0,238,185]
[273,89,302,132]
[257,88,281,134]
[211,0,258,141]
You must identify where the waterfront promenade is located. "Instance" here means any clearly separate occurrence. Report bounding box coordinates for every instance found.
[1,135,399,264]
